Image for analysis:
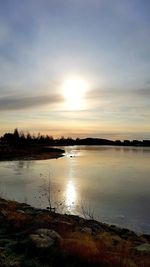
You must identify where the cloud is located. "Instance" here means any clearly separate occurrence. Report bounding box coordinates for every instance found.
[135,88,150,97]
[0,94,62,111]
[86,87,150,99]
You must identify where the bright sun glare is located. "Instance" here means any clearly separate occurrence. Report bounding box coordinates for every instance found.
[62,77,87,110]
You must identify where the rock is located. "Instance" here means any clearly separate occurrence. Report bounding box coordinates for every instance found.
[135,243,150,252]
[30,233,54,248]
[24,208,41,215]
[121,231,139,242]
[16,209,25,214]
[0,208,7,217]
[109,225,138,241]
[0,238,17,249]
[54,220,73,233]
[140,234,150,242]
[36,228,62,241]
[30,228,62,249]
[81,227,92,235]
[19,203,31,208]
[110,225,123,235]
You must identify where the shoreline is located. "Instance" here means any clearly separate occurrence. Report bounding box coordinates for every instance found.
[0,143,149,161]
[0,197,150,266]
[0,145,65,161]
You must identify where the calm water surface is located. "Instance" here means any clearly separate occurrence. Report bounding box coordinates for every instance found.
[0,146,150,233]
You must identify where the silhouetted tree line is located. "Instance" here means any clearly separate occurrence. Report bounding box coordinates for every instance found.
[0,128,150,147]
[0,128,54,146]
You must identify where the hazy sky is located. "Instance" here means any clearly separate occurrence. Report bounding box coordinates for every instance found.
[0,0,150,139]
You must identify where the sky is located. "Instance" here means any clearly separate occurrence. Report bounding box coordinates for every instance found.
[0,0,150,140]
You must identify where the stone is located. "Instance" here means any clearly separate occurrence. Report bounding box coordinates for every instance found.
[0,208,7,217]
[140,234,150,242]
[36,228,62,241]
[110,225,123,235]
[16,210,25,214]
[30,228,62,249]
[54,220,73,232]
[81,227,92,235]
[30,233,54,248]
[135,243,150,252]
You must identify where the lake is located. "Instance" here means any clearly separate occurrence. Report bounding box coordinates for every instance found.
[0,145,150,233]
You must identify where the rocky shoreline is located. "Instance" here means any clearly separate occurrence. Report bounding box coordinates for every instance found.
[0,198,150,267]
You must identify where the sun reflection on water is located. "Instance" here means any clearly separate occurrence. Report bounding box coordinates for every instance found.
[66,180,76,211]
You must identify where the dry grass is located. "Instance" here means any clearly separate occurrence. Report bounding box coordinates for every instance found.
[60,231,150,267]
[0,198,150,267]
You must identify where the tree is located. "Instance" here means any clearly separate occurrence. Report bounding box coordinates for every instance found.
[13,128,19,139]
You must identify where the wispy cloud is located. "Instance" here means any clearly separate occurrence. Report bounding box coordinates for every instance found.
[135,88,150,97]
[0,94,62,111]
[86,87,150,99]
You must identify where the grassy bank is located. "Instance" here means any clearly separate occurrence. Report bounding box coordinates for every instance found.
[0,198,150,267]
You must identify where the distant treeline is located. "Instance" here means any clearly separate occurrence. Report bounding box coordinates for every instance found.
[0,128,150,147]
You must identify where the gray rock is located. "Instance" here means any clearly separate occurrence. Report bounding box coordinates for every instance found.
[140,234,150,242]
[81,227,92,235]
[16,209,25,214]
[54,220,73,231]
[135,243,150,252]
[110,225,122,235]
[0,209,7,217]
[30,228,62,249]
[30,233,54,248]
[36,228,62,241]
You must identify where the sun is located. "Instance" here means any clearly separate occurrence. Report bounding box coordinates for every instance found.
[62,77,87,110]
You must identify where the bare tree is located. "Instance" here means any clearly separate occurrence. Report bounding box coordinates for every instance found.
[39,171,55,212]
